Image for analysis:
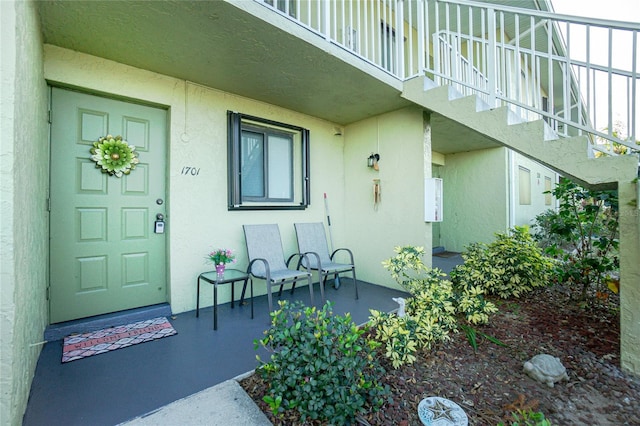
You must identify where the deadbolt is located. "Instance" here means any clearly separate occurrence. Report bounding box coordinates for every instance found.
[156,198,164,205]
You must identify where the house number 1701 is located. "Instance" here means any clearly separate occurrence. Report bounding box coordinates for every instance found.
[181,166,200,176]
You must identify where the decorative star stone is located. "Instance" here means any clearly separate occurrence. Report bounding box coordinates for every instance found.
[418,396,468,426]
[429,399,456,422]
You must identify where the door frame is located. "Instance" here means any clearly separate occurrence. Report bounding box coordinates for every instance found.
[47,83,172,323]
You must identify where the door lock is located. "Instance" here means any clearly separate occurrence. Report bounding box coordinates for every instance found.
[154,213,165,234]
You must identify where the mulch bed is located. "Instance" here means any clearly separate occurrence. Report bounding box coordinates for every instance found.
[240,284,640,425]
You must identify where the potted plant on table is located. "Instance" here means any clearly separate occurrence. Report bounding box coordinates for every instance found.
[207,248,236,275]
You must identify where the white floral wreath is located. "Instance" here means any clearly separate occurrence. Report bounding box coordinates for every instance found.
[90,135,139,177]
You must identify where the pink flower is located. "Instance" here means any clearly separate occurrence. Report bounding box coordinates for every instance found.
[206,247,236,265]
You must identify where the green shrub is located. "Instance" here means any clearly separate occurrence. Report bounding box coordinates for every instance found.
[374,246,498,368]
[381,245,441,294]
[533,178,619,303]
[255,301,389,423]
[498,409,553,426]
[368,310,420,368]
[531,209,569,250]
[451,226,554,299]
[369,277,461,368]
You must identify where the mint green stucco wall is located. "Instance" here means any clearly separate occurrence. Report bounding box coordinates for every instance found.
[44,45,354,314]
[43,45,434,318]
[343,107,431,288]
[511,151,560,227]
[439,147,509,252]
[0,1,50,425]
[619,181,640,374]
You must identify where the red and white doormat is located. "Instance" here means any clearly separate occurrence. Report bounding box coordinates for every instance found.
[62,317,177,363]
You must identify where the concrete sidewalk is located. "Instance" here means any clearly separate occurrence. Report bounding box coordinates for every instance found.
[121,376,272,426]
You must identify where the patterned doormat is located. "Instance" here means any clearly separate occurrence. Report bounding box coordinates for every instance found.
[62,317,177,363]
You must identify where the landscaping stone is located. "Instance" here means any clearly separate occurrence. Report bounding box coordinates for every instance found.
[418,396,468,426]
[523,353,569,387]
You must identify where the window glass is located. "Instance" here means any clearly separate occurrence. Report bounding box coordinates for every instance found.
[381,21,397,73]
[264,0,297,17]
[544,176,552,205]
[241,131,265,198]
[267,134,293,199]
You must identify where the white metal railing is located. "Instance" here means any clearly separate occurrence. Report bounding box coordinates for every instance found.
[255,0,639,155]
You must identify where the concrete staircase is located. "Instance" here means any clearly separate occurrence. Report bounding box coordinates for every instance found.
[402,77,638,191]
[403,75,640,376]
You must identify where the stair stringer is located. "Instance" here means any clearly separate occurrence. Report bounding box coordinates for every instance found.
[402,78,638,190]
[404,78,640,378]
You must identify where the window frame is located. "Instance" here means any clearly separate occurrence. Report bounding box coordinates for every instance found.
[518,166,532,205]
[227,111,310,211]
[544,176,553,205]
[240,125,294,202]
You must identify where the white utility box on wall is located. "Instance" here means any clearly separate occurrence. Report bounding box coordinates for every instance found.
[424,178,443,222]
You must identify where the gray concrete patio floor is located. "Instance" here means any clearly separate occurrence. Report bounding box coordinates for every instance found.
[24,255,461,426]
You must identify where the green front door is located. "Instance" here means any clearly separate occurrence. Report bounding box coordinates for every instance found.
[49,88,168,323]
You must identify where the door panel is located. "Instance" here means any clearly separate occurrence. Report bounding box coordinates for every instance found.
[50,88,168,323]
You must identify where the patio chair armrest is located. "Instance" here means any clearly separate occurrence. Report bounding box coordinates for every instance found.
[285,252,308,270]
[300,251,322,270]
[247,258,271,281]
[330,247,355,264]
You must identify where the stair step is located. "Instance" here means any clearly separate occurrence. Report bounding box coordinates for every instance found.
[407,77,638,188]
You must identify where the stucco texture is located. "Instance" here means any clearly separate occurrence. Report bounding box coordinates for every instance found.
[439,147,509,251]
[619,180,640,374]
[1,1,49,425]
[44,44,440,313]
[343,107,432,288]
[511,152,560,227]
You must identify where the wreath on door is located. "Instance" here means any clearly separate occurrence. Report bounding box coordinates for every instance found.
[90,135,139,177]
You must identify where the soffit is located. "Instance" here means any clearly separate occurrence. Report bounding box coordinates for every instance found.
[38,0,411,126]
[38,0,544,152]
[431,114,502,154]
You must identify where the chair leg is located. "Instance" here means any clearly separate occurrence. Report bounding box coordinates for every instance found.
[352,268,359,300]
[318,272,325,304]
[267,283,274,313]
[240,278,248,305]
[321,273,329,289]
[289,280,297,295]
[306,275,315,306]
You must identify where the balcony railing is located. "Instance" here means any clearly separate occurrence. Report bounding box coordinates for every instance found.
[256,0,639,155]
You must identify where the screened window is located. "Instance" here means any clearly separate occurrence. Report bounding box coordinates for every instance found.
[228,111,310,210]
[264,0,297,17]
[380,21,397,73]
[518,166,531,205]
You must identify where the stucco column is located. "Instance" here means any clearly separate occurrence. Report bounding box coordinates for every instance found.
[619,179,640,376]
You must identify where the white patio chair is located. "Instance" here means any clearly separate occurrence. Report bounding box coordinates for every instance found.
[294,222,359,300]
[241,224,317,313]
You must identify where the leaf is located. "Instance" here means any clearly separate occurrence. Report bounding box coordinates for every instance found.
[479,331,508,348]
[462,325,478,352]
[606,278,619,294]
